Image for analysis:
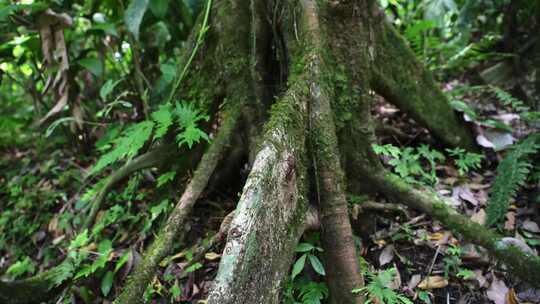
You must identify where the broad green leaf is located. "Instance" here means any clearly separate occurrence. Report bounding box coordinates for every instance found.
[78,57,103,77]
[100,79,122,101]
[90,22,118,37]
[291,253,307,280]
[124,0,149,40]
[296,243,315,253]
[101,271,114,296]
[157,171,176,187]
[308,254,325,276]
[149,0,168,18]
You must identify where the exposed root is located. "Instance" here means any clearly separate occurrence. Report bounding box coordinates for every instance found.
[302,2,364,302]
[84,144,174,229]
[207,82,309,304]
[371,17,476,150]
[373,171,540,288]
[351,200,410,220]
[0,267,67,304]
[113,106,240,304]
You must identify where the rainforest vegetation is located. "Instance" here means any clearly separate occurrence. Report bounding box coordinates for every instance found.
[0,0,539,303]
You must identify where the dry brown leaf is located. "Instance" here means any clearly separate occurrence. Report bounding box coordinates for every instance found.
[418,276,448,290]
[471,209,487,225]
[48,216,59,233]
[205,252,221,260]
[507,288,519,304]
[427,232,445,241]
[505,211,516,230]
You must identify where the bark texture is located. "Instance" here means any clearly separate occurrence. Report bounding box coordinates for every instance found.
[303,1,364,303]
[207,61,309,304]
[371,18,476,150]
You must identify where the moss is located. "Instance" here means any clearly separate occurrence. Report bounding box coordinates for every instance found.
[371,21,476,150]
[380,172,540,287]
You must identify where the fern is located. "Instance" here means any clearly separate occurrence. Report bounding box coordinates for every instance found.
[352,267,412,304]
[486,133,540,226]
[91,101,209,175]
[90,120,155,175]
[174,102,209,148]
[151,103,174,140]
[490,86,530,113]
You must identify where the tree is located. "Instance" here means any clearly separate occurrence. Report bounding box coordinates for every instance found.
[2,0,540,303]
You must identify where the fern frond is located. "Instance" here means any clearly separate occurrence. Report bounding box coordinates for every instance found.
[486,133,540,226]
[490,86,530,113]
[90,120,155,175]
[151,103,174,140]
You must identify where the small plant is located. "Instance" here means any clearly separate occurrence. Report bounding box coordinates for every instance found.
[446,148,483,175]
[391,224,415,242]
[486,133,540,226]
[284,239,328,304]
[291,243,326,280]
[6,256,36,279]
[372,144,445,185]
[442,245,474,280]
[91,101,209,175]
[352,267,412,304]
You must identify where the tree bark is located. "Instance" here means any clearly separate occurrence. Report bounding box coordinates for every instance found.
[371,18,476,150]
[207,61,309,304]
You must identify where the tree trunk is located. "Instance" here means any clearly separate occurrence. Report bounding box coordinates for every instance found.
[15,0,533,303]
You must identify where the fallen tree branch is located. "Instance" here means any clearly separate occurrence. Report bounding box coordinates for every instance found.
[114,105,240,304]
[372,171,540,288]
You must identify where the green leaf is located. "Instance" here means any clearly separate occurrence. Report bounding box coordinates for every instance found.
[78,57,103,77]
[6,256,36,279]
[69,229,89,250]
[291,253,307,280]
[89,22,119,37]
[184,262,202,273]
[151,103,173,140]
[45,117,77,137]
[308,254,325,276]
[296,243,315,252]
[149,0,168,18]
[486,134,540,225]
[115,251,131,273]
[124,0,149,40]
[101,271,114,296]
[49,260,75,288]
[170,283,182,299]
[100,79,122,101]
[91,120,154,175]
[176,125,209,149]
[157,171,176,187]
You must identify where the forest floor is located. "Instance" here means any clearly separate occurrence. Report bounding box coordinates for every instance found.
[1,76,539,304]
